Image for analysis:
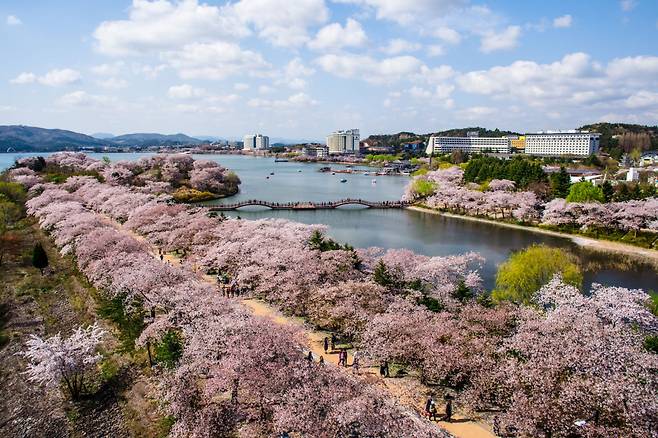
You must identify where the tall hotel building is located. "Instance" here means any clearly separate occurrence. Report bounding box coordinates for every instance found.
[327,129,360,154]
[425,133,512,155]
[243,134,270,150]
[524,131,600,156]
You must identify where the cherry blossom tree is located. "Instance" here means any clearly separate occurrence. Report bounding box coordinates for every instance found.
[21,322,106,400]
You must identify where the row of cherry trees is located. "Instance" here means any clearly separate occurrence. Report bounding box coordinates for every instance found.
[14,160,658,436]
[16,151,240,196]
[21,178,447,437]
[404,167,658,233]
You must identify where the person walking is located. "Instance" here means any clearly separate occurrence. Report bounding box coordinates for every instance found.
[323,336,329,354]
[429,399,438,421]
[382,360,389,377]
[425,396,433,418]
[319,355,324,366]
[352,351,360,373]
[307,351,313,364]
[330,334,336,351]
[444,395,453,422]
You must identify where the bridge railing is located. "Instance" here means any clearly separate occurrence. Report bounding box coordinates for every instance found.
[209,198,410,210]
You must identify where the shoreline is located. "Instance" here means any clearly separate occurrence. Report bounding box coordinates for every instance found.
[407,205,658,266]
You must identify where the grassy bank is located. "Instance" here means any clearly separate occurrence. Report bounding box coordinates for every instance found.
[408,205,658,265]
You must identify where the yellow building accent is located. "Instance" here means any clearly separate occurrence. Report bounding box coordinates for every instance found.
[510,135,526,150]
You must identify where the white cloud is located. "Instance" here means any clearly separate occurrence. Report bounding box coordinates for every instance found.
[91,62,124,76]
[58,91,117,108]
[97,78,129,89]
[93,0,248,56]
[381,38,421,55]
[234,83,250,91]
[553,15,572,28]
[138,64,168,79]
[308,18,367,51]
[0,105,16,112]
[336,0,466,25]
[10,72,37,84]
[458,106,495,120]
[6,15,22,26]
[167,84,205,99]
[433,27,461,44]
[258,85,275,94]
[624,91,658,108]
[39,69,82,86]
[427,45,445,57]
[275,57,315,90]
[620,0,637,11]
[248,92,318,109]
[10,69,81,86]
[163,42,269,80]
[234,0,329,47]
[480,25,521,53]
[315,53,424,84]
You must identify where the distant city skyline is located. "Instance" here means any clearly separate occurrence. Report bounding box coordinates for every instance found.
[1,0,657,138]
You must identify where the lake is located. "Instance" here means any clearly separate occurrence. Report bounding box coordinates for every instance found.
[2,152,656,291]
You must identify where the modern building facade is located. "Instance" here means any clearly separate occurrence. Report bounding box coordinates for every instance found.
[327,129,360,154]
[425,134,512,155]
[303,145,329,159]
[243,134,270,150]
[509,135,526,151]
[524,131,600,156]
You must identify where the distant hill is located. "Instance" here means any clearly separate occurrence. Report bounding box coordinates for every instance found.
[91,132,115,139]
[578,122,658,153]
[0,125,112,152]
[110,133,204,146]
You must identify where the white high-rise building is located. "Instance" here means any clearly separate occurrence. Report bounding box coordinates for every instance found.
[327,129,360,154]
[425,135,512,155]
[243,134,270,150]
[524,131,600,156]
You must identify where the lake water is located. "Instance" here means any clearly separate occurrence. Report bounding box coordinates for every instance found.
[2,152,656,291]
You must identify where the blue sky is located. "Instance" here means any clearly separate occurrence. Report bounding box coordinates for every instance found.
[1,0,657,140]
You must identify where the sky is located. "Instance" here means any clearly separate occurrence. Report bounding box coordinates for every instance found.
[1,0,657,140]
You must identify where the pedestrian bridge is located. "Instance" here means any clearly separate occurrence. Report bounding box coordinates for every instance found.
[208,198,410,211]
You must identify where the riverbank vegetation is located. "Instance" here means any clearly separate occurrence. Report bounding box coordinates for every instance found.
[5,154,658,437]
[404,166,658,249]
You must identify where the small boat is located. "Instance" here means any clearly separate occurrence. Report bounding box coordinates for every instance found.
[274,159,289,162]
[340,178,347,183]
[266,176,270,179]
[298,170,302,172]
[363,172,370,176]
[331,172,335,175]
[270,172,275,175]
[371,179,377,184]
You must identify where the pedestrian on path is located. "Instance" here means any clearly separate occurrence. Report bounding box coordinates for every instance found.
[331,333,336,351]
[352,351,360,373]
[323,336,329,354]
[429,399,438,421]
[319,355,324,365]
[380,360,389,377]
[307,351,313,364]
[444,394,454,422]
[160,254,164,261]
[425,396,433,418]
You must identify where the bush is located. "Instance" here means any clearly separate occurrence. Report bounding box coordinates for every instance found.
[492,245,582,304]
[172,187,218,203]
[411,179,437,198]
[566,181,605,203]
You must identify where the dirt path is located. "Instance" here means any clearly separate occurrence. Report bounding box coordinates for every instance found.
[122,224,496,438]
[408,205,658,265]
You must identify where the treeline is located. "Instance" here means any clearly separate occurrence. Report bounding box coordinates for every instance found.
[463,156,546,188]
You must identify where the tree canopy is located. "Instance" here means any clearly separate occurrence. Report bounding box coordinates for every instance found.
[492,245,582,304]
[566,181,605,203]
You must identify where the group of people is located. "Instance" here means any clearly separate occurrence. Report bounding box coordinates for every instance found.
[323,335,352,368]
[425,395,453,422]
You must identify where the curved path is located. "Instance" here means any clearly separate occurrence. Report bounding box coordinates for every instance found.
[120,220,495,438]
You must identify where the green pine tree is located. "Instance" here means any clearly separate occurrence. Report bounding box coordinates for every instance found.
[602,180,614,203]
[32,243,49,274]
[550,167,571,199]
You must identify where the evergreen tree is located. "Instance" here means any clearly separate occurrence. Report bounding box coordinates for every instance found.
[550,167,571,198]
[373,260,393,288]
[32,243,49,274]
[602,180,614,203]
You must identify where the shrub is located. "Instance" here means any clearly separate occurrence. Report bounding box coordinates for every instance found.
[154,330,183,368]
[492,245,582,304]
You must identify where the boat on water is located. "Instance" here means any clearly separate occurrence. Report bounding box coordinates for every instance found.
[371,179,377,184]
[340,178,347,183]
[331,172,336,175]
[270,172,275,175]
[274,159,289,162]
[363,172,370,176]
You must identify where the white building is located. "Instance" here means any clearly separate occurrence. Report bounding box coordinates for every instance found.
[327,129,360,154]
[524,131,600,156]
[243,134,270,150]
[303,145,329,159]
[425,135,512,155]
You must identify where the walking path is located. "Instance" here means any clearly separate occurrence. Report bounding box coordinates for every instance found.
[408,205,658,265]
[119,222,495,438]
